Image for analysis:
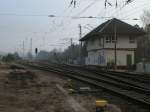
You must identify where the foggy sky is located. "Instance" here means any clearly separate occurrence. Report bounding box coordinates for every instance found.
[0,0,149,55]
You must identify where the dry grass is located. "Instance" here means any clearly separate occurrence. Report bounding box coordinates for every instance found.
[0,63,74,112]
[0,63,122,112]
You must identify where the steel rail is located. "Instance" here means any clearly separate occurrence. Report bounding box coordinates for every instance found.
[20,62,150,109]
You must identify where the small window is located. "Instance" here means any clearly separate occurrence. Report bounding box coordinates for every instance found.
[105,35,117,43]
[129,37,135,43]
[112,35,117,43]
[105,35,111,43]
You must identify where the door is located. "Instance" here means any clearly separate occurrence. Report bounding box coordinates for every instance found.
[127,54,132,67]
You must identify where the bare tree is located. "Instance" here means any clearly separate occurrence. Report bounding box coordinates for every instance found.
[136,10,150,62]
[141,10,150,30]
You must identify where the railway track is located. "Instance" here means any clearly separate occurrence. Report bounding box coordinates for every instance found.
[20,61,150,109]
[63,64,150,85]
[46,63,150,94]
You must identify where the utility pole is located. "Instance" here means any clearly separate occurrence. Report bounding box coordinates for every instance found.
[70,38,73,64]
[79,24,82,39]
[114,23,117,70]
[79,24,82,65]
[23,41,25,59]
[70,38,73,46]
[30,38,33,59]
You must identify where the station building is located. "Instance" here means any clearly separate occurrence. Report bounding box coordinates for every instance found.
[80,18,145,67]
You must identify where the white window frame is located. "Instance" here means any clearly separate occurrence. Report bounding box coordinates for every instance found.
[105,35,117,43]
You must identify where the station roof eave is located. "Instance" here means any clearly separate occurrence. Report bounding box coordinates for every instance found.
[79,18,145,41]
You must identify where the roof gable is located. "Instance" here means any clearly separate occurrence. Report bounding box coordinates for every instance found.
[80,18,145,41]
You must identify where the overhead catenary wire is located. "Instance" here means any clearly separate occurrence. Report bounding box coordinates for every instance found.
[47,0,88,41]
[120,2,150,20]
[0,12,143,21]
[51,0,99,38]
[100,0,135,19]
[48,0,147,44]
[74,0,99,16]
[74,0,134,32]
[18,0,150,51]
[12,0,150,53]
[114,1,150,18]
[76,0,150,38]
[110,0,148,19]
[48,0,113,41]
[92,0,150,23]
[50,0,84,41]
[47,0,105,45]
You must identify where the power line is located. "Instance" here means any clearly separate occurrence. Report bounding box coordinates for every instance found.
[49,0,104,40]
[0,13,48,17]
[75,0,98,16]
[47,0,99,38]
[95,0,150,22]
[0,13,111,18]
[101,0,135,18]
[121,2,150,20]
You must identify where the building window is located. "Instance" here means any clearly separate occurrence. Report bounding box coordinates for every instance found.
[105,35,117,43]
[112,35,117,43]
[129,36,135,43]
[106,35,111,43]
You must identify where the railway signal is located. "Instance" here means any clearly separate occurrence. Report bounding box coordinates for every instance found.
[35,48,38,55]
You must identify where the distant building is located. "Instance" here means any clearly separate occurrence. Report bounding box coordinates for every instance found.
[80,18,145,67]
[36,51,50,60]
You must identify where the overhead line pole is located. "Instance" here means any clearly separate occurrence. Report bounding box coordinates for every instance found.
[70,38,73,64]
[23,41,25,59]
[79,24,82,65]
[30,38,33,60]
[114,23,117,70]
